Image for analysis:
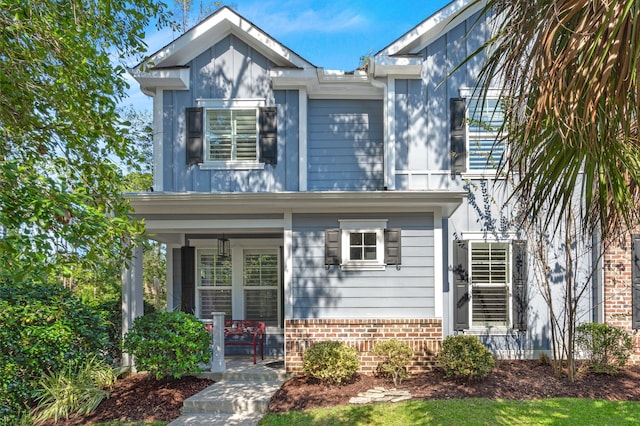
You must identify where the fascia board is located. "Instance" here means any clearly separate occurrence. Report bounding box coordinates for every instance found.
[372,55,423,77]
[271,68,383,99]
[136,7,312,71]
[376,0,485,57]
[131,67,190,93]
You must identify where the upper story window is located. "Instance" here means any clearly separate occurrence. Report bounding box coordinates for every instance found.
[205,109,257,162]
[186,100,277,170]
[450,89,505,175]
[467,98,504,171]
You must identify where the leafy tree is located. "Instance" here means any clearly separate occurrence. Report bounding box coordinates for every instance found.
[173,0,225,32]
[467,0,640,238]
[0,0,169,285]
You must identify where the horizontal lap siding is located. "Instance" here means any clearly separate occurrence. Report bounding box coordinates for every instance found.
[307,100,384,191]
[291,213,435,319]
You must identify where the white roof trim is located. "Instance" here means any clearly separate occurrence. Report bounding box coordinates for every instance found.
[134,7,312,72]
[131,67,190,95]
[370,55,423,78]
[271,68,383,99]
[376,0,485,58]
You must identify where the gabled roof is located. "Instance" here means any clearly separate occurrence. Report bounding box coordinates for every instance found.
[372,0,485,76]
[135,6,314,71]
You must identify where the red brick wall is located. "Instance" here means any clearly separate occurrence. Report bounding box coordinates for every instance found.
[603,233,640,363]
[284,318,442,375]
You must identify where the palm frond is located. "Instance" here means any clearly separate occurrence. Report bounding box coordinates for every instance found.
[468,0,640,237]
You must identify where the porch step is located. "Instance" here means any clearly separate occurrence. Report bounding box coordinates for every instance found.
[167,412,264,426]
[180,380,282,415]
[168,357,288,426]
[198,361,287,382]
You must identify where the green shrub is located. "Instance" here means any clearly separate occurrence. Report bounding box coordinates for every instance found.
[89,298,158,365]
[373,339,413,385]
[0,281,108,423]
[303,341,360,385]
[122,311,211,379]
[31,355,117,423]
[576,322,632,374]
[438,335,495,380]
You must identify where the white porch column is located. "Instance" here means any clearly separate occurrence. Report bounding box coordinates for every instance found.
[122,245,144,368]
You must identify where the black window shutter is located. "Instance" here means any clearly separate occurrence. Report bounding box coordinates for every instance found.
[632,235,640,329]
[453,239,470,330]
[450,98,467,174]
[325,229,341,266]
[186,107,203,166]
[181,246,196,314]
[512,240,528,331]
[259,106,277,165]
[384,228,402,265]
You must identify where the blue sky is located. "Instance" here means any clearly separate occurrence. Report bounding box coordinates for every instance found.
[124,0,451,111]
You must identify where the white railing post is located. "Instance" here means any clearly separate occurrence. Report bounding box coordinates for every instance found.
[211,312,226,372]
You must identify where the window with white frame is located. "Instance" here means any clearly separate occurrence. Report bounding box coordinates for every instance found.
[185,100,276,169]
[325,220,401,271]
[342,228,385,270]
[243,250,280,326]
[339,220,385,270]
[467,97,504,171]
[469,241,511,327]
[205,109,258,162]
[196,249,232,319]
[453,238,527,331]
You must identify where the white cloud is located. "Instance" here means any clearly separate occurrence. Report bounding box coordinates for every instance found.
[237,1,368,35]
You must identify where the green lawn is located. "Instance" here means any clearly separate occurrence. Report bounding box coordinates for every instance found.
[259,398,640,425]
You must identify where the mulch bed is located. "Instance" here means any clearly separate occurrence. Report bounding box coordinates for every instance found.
[40,360,640,424]
[40,373,215,426]
[268,360,640,412]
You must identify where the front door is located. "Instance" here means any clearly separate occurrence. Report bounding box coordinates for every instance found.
[196,240,282,327]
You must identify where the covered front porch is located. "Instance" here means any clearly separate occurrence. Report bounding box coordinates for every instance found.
[122,191,466,370]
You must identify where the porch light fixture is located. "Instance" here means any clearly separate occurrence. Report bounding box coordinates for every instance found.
[218,234,230,258]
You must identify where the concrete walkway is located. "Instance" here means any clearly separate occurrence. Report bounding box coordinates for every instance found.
[168,357,288,426]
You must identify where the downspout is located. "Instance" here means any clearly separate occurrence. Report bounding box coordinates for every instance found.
[367,59,392,190]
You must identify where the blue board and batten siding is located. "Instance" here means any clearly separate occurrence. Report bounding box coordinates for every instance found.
[160,34,300,193]
[394,12,487,191]
[291,213,435,319]
[307,100,384,191]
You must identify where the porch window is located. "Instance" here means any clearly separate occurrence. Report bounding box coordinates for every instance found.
[197,250,232,319]
[243,250,279,327]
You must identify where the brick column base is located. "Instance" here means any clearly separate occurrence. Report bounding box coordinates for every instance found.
[284,318,442,375]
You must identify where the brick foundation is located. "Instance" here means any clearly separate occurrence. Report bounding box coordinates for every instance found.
[284,318,442,375]
[603,232,640,363]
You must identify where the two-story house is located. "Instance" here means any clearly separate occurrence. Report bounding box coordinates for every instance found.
[125,0,603,374]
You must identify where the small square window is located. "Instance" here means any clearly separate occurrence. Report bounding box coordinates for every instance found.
[339,220,387,271]
[349,232,377,260]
